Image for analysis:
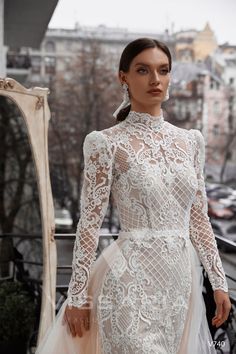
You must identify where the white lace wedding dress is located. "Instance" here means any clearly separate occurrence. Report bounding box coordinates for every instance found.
[36,110,228,354]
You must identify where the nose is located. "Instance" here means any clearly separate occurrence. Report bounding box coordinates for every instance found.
[150,70,160,85]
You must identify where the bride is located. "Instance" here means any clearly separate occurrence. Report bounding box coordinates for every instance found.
[36,37,231,354]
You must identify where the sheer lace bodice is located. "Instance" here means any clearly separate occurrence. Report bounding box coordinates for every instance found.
[67,110,228,309]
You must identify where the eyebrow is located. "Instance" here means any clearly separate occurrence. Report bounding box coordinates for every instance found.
[135,62,169,68]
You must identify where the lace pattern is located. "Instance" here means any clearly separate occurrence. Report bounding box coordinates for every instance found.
[67,131,114,307]
[189,129,228,292]
[67,111,228,353]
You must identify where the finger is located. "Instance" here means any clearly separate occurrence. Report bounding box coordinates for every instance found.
[213,303,231,327]
[63,308,77,337]
[80,319,86,333]
[215,302,223,320]
[82,317,90,331]
[85,318,90,331]
[212,313,224,325]
[67,320,76,337]
[212,315,224,327]
[74,319,83,338]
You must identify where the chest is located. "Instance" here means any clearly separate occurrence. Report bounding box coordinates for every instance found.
[112,137,197,196]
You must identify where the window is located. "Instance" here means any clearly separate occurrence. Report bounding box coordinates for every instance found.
[66,41,72,51]
[64,57,71,70]
[197,99,202,112]
[44,57,56,74]
[212,124,220,136]
[210,78,214,89]
[31,56,41,74]
[213,150,220,161]
[213,101,220,115]
[45,41,56,52]
[180,104,186,116]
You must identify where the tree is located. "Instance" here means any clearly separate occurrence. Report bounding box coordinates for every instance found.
[48,40,120,227]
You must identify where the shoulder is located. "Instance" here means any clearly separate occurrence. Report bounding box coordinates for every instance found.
[83,130,114,157]
[163,121,205,146]
[84,130,109,146]
[164,121,190,138]
[189,128,205,149]
[189,129,206,167]
[85,124,123,147]
[166,122,205,160]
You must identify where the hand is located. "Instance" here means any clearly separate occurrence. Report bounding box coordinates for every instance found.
[63,303,91,337]
[212,289,231,328]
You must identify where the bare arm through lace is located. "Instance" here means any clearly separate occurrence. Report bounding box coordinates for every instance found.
[189,129,228,292]
[67,131,114,307]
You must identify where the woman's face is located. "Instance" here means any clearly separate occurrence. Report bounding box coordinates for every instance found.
[120,47,170,109]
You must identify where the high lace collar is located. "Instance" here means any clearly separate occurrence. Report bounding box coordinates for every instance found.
[125,109,165,131]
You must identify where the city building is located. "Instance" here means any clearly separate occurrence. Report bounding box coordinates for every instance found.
[26,25,174,85]
[4,19,236,181]
[165,60,232,179]
[0,0,59,81]
[175,23,218,63]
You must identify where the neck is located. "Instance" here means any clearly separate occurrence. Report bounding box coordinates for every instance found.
[131,102,162,117]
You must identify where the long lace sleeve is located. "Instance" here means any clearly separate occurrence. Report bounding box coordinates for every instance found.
[189,129,228,293]
[67,130,114,308]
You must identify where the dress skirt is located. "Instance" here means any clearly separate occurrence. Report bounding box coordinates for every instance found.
[36,228,216,354]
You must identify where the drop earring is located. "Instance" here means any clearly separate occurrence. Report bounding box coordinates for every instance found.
[163,83,170,102]
[113,83,130,118]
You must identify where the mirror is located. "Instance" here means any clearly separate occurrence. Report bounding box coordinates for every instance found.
[0,78,56,348]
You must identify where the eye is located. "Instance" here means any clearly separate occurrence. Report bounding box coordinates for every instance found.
[160,69,169,75]
[137,67,148,74]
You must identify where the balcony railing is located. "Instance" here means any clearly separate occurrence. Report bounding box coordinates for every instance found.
[0,232,236,353]
[7,53,31,69]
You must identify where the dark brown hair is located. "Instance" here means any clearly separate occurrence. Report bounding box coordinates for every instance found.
[116,37,172,122]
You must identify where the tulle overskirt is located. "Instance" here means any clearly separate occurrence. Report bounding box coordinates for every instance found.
[36,236,216,354]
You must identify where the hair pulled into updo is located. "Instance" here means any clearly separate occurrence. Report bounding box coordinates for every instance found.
[116,37,172,122]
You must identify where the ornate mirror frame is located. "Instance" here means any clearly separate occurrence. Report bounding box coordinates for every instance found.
[0,78,57,346]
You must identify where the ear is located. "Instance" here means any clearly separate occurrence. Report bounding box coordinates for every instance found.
[119,70,128,85]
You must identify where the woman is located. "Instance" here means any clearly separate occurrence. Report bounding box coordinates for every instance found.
[36,38,231,354]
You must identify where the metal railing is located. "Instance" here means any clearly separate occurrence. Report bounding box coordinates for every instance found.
[7,53,31,69]
[0,231,236,293]
[0,232,236,353]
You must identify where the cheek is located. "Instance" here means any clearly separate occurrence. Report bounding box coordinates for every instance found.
[129,78,146,97]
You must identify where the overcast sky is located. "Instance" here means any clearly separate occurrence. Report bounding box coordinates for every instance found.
[49,0,236,45]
